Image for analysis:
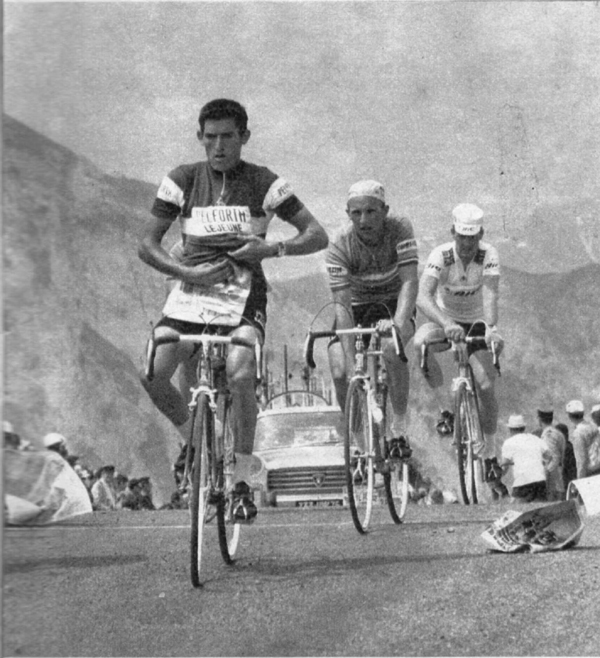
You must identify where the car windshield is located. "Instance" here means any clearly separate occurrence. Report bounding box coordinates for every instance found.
[255,411,342,451]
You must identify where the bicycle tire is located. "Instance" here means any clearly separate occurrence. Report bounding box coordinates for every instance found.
[454,380,480,505]
[189,393,212,587]
[216,395,241,564]
[384,460,410,523]
[344,378,374,534]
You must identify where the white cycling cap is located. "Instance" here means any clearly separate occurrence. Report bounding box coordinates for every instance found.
[452,203,484,235]
[43,432,67,448]
[347,180,386,204]
[507,414,526,429]
[3,420,15,434]
[565,400,585,414]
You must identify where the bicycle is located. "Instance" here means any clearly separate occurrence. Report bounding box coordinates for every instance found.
[304,325,411,534]
[419,320,500,505]
[145,326,261,587]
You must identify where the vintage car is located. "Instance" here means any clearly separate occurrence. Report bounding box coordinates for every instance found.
[250,391,346,508]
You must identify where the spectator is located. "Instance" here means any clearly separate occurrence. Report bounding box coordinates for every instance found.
[591,404,600,429]
[113,472,129,498]
[565,400,600,479]
[91,465,117,511]
[3,421,21,450]
[43,433,69,460]
[117,478,140,510]
[555,423,577,491]
[136,477,156,511]
[536,406,567,501]
[500,414,555,503]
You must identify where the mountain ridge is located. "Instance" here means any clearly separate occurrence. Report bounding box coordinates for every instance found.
[4,114,599,502]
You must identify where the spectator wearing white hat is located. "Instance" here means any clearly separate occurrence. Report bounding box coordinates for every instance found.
[566,400,600,478]
[326,179,418,459]
[499,414,555,503]
[42,432,69,460]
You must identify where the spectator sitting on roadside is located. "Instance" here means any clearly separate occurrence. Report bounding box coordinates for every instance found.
[536,406,567,501]
[43,432,70,460]
[113,472,129,499]
[3,421,21,450]
[565,400,600,479]
[91,465,117,511]
[117,478,140,511]
[500,414,555,503]
[136,477,156,511]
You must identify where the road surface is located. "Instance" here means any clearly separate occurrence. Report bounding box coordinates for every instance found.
[3,502,600,657]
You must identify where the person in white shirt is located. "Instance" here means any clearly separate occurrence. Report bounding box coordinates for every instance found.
[500,414,555,503]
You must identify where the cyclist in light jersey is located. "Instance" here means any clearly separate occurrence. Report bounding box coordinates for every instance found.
[326,180,419,455]
[414,203,504,458]
[138,99,328,520]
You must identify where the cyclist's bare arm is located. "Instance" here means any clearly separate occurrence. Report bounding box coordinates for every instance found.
[331,288,356,376]
[138,215,233,286]
[391,262,418,342]
[417,274,465,341]
[482,276,499,328]
[228,207,328,264]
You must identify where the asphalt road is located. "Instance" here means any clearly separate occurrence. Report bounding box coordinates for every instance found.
[3,502,600,657]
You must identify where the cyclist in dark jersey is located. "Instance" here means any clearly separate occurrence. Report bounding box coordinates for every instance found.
[326,180,419,457]
[139,99,328,520]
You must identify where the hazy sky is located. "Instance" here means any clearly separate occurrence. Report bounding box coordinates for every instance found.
[5,1,600,244]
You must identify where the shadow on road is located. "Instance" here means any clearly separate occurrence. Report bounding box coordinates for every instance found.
[4,554,148,575]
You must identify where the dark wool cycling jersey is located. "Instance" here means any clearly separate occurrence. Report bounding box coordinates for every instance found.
[151,159,304,326]
[325,214,418,305]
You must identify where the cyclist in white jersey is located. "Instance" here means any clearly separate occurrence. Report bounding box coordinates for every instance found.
[414,203,504,458]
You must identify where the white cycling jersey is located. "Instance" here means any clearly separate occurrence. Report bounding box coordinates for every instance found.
[423,240,500,323]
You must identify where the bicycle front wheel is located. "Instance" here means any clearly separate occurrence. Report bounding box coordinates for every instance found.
[215,396,241,564]
[189,393,212,587]
[385,460,410,523]
[454,381,480,505]
[344,378,374,534]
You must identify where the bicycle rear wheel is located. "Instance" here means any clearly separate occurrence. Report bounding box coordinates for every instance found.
[454,381,480,505]
[215,395,241,564]
[189,393,212,587]
[385,460,410,523]
[344,378,374,534]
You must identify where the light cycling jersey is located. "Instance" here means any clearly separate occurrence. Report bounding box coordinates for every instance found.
[326,214,418,305]
[151,160,304,325]
[423,240,499,323]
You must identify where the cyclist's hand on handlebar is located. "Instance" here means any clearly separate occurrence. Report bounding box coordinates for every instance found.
[443,322,465,343]
[228,235,272,265]
[485,326,504,354]
[375,319,394,335]
[180,258,235,287]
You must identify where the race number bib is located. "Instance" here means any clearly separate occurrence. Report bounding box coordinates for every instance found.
[182,206,252,237]
[162,262,252,326]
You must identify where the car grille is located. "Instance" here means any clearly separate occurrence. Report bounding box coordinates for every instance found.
[268,466,346,494]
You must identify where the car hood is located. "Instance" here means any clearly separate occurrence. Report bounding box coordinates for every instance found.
[255,445,344,470]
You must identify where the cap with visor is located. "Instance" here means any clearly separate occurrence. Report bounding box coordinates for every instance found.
[452,203,484,236]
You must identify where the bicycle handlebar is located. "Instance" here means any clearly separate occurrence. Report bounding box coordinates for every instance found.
[419,335,501,375]
[145,328,258,381]
[304,326,405,370]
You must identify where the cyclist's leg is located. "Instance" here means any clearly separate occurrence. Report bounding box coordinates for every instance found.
[226,323,261,480]
[140,329,195,430]
[327,337,349,411]
[469,349,499,457]
[381,322,414,436]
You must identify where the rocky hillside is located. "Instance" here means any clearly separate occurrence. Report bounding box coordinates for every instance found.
[4,114,599,502]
